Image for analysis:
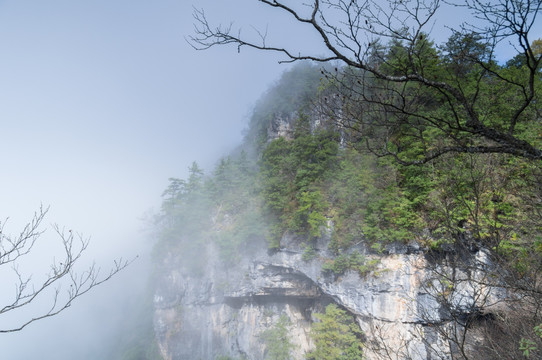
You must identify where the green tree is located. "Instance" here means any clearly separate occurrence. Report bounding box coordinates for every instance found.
[307,304,363,360]
[259,119,339,246]
[156,162,212,275]
[292,190,328,238]
[192,0,542,162]
[261,314,296,360]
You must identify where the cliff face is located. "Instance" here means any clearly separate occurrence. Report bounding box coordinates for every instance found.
[153,227,497,359]
[151,64,516,359]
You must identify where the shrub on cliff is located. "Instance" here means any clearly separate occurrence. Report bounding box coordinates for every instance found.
[306,304,363,360]
[260,314,296,360]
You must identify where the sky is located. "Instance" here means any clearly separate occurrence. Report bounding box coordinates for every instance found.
[0,0,538,359]
[0,1,293,358]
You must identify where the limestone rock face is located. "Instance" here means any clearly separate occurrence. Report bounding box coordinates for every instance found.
[152,106,502,360]
[267,113,295,141]
[153,229,498,360]
[265,96,346,144]
[153,237,320,360]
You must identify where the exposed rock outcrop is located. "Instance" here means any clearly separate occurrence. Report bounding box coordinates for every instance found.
[153,229,500,359]
[153,92,508,359]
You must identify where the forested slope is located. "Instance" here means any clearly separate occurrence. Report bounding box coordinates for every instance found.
[148,34,542,359]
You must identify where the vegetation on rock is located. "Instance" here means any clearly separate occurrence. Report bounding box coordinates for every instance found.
[306,304,363,360]
[153,50,542,357]
[260,314,296,360]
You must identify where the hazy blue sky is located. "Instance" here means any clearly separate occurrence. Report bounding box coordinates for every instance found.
[0,1,291,358]
[0,0,292,230]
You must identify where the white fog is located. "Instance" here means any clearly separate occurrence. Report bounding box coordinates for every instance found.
[0,0,539,359]
[0,1,289,358]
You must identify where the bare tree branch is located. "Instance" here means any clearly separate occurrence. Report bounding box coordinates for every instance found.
[0,207,133,333]
[190,0,542,163]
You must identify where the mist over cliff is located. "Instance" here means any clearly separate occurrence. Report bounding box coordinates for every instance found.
[0,1,289,358]
[140,58,542,360]
[0,0,540,356]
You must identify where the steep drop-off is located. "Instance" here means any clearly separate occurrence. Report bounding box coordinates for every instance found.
[151,63,541,360]
[154,224,502,359]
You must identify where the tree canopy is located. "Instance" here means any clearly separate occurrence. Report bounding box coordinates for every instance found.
[191,0,542,164]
